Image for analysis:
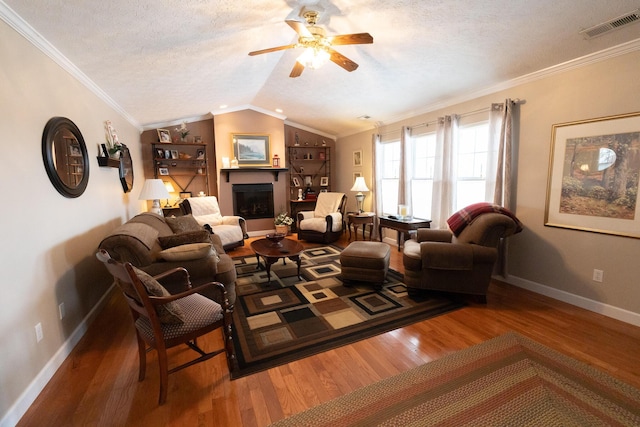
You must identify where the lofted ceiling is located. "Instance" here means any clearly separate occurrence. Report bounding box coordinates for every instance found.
[2,0,640,137]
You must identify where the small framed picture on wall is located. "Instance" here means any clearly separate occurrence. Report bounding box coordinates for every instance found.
[353,150,362,167]
[158,167,169,175]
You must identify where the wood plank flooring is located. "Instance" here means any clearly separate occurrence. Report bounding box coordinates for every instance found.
[17,234,640,426]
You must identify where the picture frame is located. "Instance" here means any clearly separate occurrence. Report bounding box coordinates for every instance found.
[231,134,270,166]
[158,167,169,176]
[353,150,363,167]
[170,149,179,160]
[194,135,202,143]
[353,171,362,181]
[164,149,171,159]
[179,191,191,199]
[197,149,205,159]
[292,177,300,187]
[157,129,171,143]
[304,175,312,186]
[545,111,640,239]
[320,176,329,186]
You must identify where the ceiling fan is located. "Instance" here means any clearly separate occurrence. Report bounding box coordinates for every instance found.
[248,9,373,78]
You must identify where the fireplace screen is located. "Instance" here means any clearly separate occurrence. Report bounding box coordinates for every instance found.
[232,183,274,220]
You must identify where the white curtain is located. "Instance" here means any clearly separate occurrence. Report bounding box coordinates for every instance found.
[372,133,383,215]
[431,115,459,229]
[398,126,412,208]
[490,99,517,210]
[488,99,518,276]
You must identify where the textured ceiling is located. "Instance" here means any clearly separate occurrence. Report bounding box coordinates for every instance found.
[2,0,640,137]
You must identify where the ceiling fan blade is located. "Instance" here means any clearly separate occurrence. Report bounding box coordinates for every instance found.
[286,19,312,38]
[329,49,359,72]
[248,44,297,56]
[331,33,373,45]
[289,62,305,78]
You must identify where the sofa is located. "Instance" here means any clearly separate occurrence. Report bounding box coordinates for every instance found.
[98,212,236,305]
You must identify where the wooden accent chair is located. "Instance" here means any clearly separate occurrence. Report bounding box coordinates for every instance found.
[297,192,347,243]
[96,249,234,404]
[403,203,522,302]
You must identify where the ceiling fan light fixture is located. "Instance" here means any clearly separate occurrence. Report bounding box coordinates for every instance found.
[297,47,330,69]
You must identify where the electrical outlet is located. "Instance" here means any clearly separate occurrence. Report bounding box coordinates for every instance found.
[35,323,43,342]
[592,269,604,283]
[59,302,65,320]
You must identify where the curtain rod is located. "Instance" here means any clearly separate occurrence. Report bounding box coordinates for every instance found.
[376,98,524,137]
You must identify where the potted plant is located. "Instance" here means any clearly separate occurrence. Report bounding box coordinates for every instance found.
[274,212,293,235]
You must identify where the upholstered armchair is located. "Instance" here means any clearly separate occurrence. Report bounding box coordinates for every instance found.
[180,196,248,251]
[297,192,347,243]
[403,203,523,301]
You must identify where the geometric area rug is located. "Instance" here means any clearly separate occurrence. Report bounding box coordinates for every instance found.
[269,332,640,426]
[230,245,463,379]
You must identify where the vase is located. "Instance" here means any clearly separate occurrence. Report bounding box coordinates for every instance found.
[275,225,288,235]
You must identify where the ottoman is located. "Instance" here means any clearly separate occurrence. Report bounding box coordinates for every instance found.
[340,241,391,289]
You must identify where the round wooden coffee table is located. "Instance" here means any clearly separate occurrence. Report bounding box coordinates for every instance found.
[250,238,304,285]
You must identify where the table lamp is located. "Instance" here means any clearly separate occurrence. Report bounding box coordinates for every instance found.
[350,176,369,213]
[163,181,176,207]
[139,179,170,216]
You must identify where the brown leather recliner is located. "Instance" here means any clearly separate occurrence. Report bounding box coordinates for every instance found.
[403,211,521,302]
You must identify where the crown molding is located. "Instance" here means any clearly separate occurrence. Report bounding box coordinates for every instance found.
[0,1,141,130]
[372,38,640,135]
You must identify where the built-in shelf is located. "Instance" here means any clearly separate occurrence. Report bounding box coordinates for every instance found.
[97,157,120,168]
[220,167,288,182]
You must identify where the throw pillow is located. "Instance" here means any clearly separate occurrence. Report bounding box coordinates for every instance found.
[131,266,185,324]
[165,214,202,234]
[159,243,215,261]
[158,230,211,249]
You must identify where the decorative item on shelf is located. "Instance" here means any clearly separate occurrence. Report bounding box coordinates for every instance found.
[176,122,189,142]
[320,176,329,187]
[222,157,230,168]
[319,152,325,160]
[198,191,206,197]
[194,135,202,143]
[272,153,280,167]
[351,176,370,213]
[297,188,303,200]
[230,157,239,168]
[139,179,170,217]
[265,233,286,247]
[157,128,171,143]
[294,132,300,146]
[303,186,317,201]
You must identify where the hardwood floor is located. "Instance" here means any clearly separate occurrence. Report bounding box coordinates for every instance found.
[17,233,640,426]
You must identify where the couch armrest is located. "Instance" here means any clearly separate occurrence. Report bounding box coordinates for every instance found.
[416,228,453,243]
[420,242,497,270]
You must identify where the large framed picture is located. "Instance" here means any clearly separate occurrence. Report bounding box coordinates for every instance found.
[545,111,640,239]
[231,134,270,166]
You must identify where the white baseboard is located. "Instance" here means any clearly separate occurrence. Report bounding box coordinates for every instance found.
[500,275,640,327]
[0,285,116,427]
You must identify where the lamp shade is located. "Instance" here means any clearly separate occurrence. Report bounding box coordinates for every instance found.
[139,179,170,200]
[164,181,175,193]
[350,177,369,192]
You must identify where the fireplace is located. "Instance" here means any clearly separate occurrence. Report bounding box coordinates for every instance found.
[232,183,274,220]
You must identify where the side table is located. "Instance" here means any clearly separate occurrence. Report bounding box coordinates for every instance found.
[347,212,375,240]
[378,216,432,251]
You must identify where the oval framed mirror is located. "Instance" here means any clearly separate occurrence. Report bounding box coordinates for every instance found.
[42,117,90,198]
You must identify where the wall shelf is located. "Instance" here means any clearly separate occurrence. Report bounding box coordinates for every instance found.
[97,157,120,168]
[220,167,288,182]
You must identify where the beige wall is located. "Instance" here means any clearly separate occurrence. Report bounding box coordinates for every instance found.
[213,110,287,233]
[0,20,146,424]
[335,49,640,321]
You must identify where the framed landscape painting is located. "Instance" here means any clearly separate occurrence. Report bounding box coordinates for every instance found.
[231,134,270,166]
[545,111,640,238]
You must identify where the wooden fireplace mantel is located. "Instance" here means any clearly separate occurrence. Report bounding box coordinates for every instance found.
[220,167,288,182]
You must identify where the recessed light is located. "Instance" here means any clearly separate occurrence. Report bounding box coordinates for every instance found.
[219,104,228,109]
[275,108,283,113]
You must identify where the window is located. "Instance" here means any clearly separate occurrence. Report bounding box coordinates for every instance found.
[379,141,400,215]
[411,133,436,219]
[456,123,489,210]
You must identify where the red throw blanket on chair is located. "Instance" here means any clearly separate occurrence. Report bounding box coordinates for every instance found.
[447,203,523,236]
